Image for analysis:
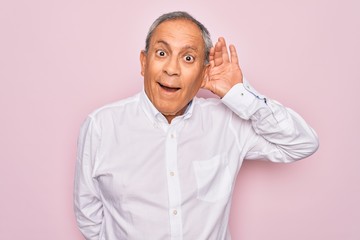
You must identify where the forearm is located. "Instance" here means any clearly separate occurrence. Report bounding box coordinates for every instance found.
[74,117,104,239]
[222,79,319,162]
[74,177,104,240]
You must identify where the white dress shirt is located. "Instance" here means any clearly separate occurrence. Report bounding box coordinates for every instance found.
[74,80,319,240]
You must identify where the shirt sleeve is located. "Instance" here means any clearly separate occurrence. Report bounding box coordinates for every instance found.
[221,78,319,163]
[74,116,104,239]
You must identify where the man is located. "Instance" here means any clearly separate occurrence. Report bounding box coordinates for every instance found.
[74,11,319,240]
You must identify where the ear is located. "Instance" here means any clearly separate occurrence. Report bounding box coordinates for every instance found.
[140,50,147,76]
[201,64,210,88]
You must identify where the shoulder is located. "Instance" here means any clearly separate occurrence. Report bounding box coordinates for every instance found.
[87,93,141,124]
[193,96,229,113]
[191,96,233,123]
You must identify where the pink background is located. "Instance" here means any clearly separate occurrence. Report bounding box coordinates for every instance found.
[1,0,359,239]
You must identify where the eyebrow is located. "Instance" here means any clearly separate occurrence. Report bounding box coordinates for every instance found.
[155,40,199,52]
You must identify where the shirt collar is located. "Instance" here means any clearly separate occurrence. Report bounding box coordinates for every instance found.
[140,90,194,124]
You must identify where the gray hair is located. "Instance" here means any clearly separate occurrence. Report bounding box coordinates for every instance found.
[144,11,213,64]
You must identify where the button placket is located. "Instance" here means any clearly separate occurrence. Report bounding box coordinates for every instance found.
[165,127,183,239]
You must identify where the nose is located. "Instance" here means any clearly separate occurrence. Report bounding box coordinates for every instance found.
[163,56,180,76]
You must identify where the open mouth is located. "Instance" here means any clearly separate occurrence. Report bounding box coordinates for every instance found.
[158,83,181,92]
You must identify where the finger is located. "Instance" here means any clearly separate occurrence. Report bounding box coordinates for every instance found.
[209,47,215,61]
[209,47,215,68]
[213,41,223,66]
[219,37,230,63]
[229,44,239,65]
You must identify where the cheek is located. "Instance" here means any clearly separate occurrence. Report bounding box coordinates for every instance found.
[144,68,159,86]
[185,70,204,94]
[145,58,161,76]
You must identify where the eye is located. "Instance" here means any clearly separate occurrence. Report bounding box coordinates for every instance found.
[156,50,166,57]
[184,55,195,63]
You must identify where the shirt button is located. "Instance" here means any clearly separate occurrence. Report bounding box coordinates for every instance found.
[170,171,175,176]
[170,133,176,139]
[173,210,178,215]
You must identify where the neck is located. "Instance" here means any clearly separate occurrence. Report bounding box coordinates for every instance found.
[163,104,189,124]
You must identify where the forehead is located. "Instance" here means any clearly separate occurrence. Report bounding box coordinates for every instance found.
[150,19,204,51]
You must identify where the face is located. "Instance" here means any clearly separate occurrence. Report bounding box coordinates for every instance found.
[140,19,208,123]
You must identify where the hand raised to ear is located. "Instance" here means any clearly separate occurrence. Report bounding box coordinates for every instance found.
[202,37,243,98]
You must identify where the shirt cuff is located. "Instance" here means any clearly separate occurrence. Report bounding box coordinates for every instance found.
[221,78,268,120]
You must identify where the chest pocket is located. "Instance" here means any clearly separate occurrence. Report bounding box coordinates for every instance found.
[192,154,232,202]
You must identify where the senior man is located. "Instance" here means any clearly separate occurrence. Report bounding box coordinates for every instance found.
[74,11,319,240]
